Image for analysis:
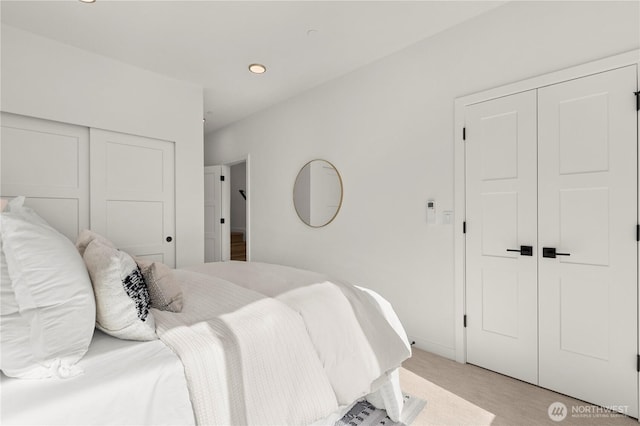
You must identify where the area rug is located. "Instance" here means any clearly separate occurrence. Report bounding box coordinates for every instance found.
[335,394,426,426]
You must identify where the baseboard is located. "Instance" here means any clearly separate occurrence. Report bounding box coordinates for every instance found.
[408,336,456,361]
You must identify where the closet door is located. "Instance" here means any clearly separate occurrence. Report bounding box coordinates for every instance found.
[538,66,638,416]
[465,90,539,384]
[90,129,176,267]
[0,113,89,242]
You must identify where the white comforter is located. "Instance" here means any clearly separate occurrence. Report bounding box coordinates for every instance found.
[154,262,411,426]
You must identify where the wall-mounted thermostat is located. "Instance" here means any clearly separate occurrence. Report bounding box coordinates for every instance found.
[427,199,436,224]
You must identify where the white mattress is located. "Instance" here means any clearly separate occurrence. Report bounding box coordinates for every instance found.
[0,329,194,426]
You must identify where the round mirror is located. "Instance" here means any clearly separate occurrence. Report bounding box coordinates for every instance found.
[293,159,343,227]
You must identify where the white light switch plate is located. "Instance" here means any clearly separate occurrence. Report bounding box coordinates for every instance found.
[442,210,453,225]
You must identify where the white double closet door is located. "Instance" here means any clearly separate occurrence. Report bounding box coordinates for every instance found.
[465,66,638,416]
[0,115,176,268]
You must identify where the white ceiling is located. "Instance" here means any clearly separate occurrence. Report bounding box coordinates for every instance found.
[1,0,504,133]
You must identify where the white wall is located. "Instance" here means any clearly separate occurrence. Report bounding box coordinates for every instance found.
[1,25,205,267]
[205,1,639,357]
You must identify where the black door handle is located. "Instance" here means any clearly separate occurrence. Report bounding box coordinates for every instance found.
[506,245,533,256]
[542,247,570,258]
[166,236,173,243]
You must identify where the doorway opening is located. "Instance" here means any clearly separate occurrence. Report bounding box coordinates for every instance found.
[229,160,247,261]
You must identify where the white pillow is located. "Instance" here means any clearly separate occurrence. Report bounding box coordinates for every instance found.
[83,239,157,341]
[4,196,50,227]
[0,198,96,379]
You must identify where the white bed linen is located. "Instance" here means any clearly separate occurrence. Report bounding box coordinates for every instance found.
[170,262,411,425]
[0,329,194,426]
[154,270,340,426]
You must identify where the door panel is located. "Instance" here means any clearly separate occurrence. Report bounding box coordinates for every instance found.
[538,65,637,417]
[559,188,609,266]
[558,92,610,174]
[481,192,518,256]
[105,142,165,192]
[105,200,164,247]
[559,275,609,360]
[90,129,175,267]
[204,170,216,262]
[480,111,519,180]
[0,113,89,242]
[465,90,538,384]
[481,266,519,338]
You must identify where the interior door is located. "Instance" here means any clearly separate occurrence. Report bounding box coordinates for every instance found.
[465,90,539,384]
[90,129,176,267]
[538,66,638,416]
[204,165,230,262]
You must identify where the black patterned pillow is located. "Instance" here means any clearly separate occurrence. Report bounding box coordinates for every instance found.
[82,239,156,341]
[122,266,151,321]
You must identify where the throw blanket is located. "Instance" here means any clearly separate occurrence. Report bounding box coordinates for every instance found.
[154,262,411,425]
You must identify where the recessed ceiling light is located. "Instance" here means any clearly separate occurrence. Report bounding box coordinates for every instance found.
[248,64,267,74]
[79,0,96,3]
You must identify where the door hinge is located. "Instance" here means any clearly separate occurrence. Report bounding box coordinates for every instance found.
[463,315,467,328]
[462,127,466,141]
[220,175,225,181]
[463,221,466,234]
[220,218,225,224]
[637,354,639,372]
[636,224,639,242]
[635,91,640,111]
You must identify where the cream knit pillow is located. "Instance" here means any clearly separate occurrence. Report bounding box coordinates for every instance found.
[135,259,183,313]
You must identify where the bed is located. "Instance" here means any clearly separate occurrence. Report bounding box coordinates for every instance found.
[0,197,412,425]
[1,330,196,425]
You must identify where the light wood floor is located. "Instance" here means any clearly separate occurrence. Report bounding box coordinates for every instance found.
[401,348,638,426]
